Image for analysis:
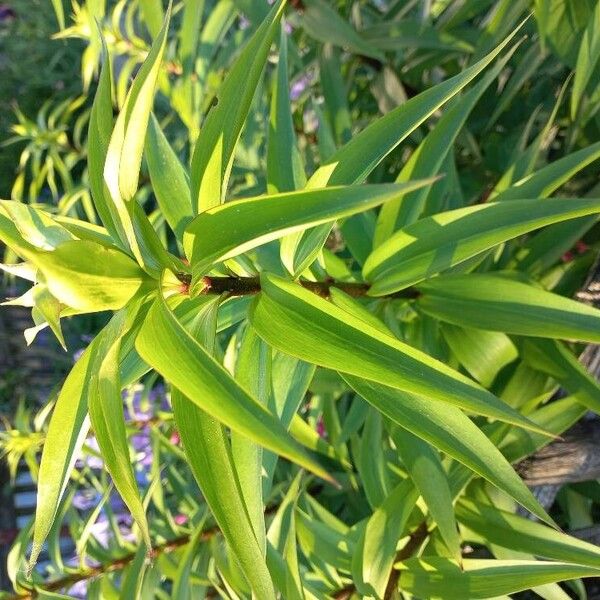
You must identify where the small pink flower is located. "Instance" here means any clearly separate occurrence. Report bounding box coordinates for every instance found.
[170,431,180,445]
[316,416,326,439]
[561,251,574,263]
[174,514,188,525]
[576,241,590,254]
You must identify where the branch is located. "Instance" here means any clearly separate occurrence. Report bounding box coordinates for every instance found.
[196,276,420,299]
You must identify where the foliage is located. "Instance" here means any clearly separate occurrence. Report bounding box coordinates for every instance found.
[1,0,600,598]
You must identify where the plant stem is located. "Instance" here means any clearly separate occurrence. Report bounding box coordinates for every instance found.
[6,513,429,599]
[197,276,420,299]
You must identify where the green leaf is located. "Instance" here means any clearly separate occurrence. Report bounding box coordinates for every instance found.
[521,338,600,413]
[441,324,518,388]
[88,308,151,550]
[34,240,151,312]
[267,23,305,194]
[145,114,193,240]
[282,24,524,275]
[365,198,600,295]
[571,0,600,117]
[267,473,305,600]
[31,301,150,569]
[374,44,519,244]
[391,428,461,562]
[457,498,600,567]
[30,329,103,567]
[320,44,352,145]
[87,43,129,249]
[135,286,334,483]
[170,296,276,599]
[104,5,171,203]
[190,0,285,212]
[299,0,384,61]
[535,0,596,68]
[231,326,271,555]
[353,479,419,599]
[495,141,600,202]
[250,273,549,434]
[397,557,600,599]
[344,376,553,526]
[139,0,164,39]
[103,6,171,268]
[0,201,75,250]
[30,284,66,350]
[418,273,600,343]
[185,182,434,277]
[50,0,65,29]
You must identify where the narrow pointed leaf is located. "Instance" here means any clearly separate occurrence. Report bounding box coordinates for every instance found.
[419,273,600,343]
[145,114,193,240]
[190,0,285,212]
[397,558,600,599]
[365,198,600,295]
[250,273,549,434]
[184,182,434,276]
[374,45,518,244]
[354,479,419,598]
[34,241,151,312]
[135,288,334,483]
[571,0,600,118]
[267,24,305,194]
[344,376,553,527]
[392,428,461,561]
[283,24,525,275]
[171,296,276,599]
[457,498,600,567]
[88,312,151,550]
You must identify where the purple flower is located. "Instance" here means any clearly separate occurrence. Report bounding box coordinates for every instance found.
[72,348,85,363]
[290,72,313,101]
[66,580,88,599]
[73,489,101,511]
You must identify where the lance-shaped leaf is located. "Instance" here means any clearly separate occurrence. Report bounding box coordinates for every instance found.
[571,0,600,118]
[267,23,305,194]
[300,0,384,61]
[87,38,128,249]
[344,376,553,526]
[34,240,151,312]
[282,23,525,275]
[190,0,285,212]
[441,324,518,388]
[135,288,334,483]
[374,44,519,244]
[352,479,419,599]
[104,5,171,203]
[418,273,600,343]
[184,182,433,277]
[88,310,151,550]
[391,428,461,562]
[0,201,75,250]
[250,273,548,434]
[103,6,171,269]
[521,338,600,413]
[30,331,102,567]
[365,198,600,295]
[397,557,600,599]
[495,141,600,202]
[170,296,276,599]
[30,301,150,569]
[145,114,193,240]
[457,498,600,567]
[231,326,271,555]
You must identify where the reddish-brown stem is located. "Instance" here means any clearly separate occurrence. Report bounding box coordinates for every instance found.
[196,276,420,300]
